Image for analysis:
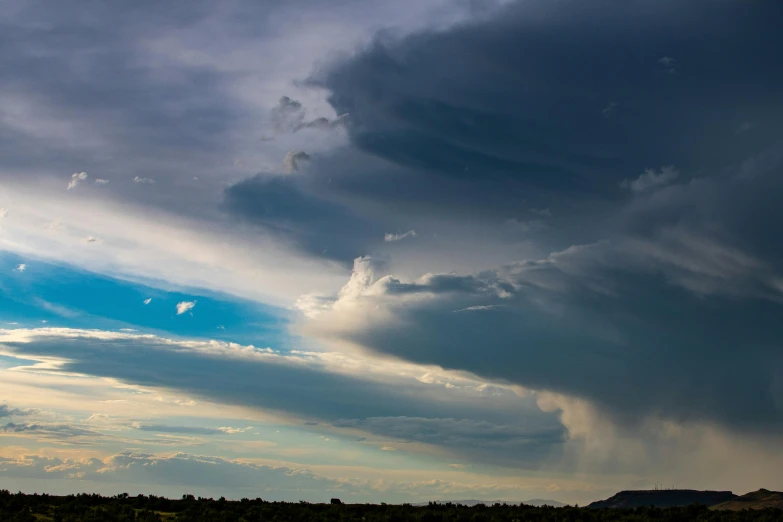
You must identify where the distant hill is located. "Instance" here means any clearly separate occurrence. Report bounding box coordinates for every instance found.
[588,490,736,509]
[711,489,783,511]
[413,499,565,507]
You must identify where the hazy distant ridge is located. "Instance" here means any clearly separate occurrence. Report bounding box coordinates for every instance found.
[413,499,565,507]
[711,490,783,511]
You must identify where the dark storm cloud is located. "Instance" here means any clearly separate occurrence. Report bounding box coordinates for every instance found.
[224,0,783,261]
[295,0,783,431]
[332,416,562,463]
[619,147,783,282]
[314,0,783,191]
[223,149,518,262]
[305,204,783,435]
[223,174,382,261]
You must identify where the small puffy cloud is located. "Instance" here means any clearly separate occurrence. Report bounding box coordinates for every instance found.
[272,95,349,134]
[271,96,304,132]
[44,219,65,231]
[0,403,35,418]
[283,150,311,173]
[83,236,100,244]
[0,208,7,219]
[602,102,617,119]
[658,56,676,73]
[621,165,678,193]
[14,263,27,272]
[176,301,196,315]
[384,230,417,242]
[133,176,155,184]
[94,178,109,184]
[300,113,350,131]
[67,172,88,190]
[143,298,152,305]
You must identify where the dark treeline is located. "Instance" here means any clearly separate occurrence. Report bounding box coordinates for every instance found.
[2,490,782,522]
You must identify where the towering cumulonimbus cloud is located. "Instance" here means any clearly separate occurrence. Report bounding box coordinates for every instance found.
[282,0,783,440]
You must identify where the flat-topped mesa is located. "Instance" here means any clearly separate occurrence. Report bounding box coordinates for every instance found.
[588,490,737,509]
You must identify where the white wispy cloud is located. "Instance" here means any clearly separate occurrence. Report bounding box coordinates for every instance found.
[0,187,344,304]
[176,301,196,315]
[658,56,676,73]
[133,176,155,184]
[602,101,617,119]
[384,230,417,242]
[94,179,110,184]
[44,219,65,231]
[453,305,500,312]
[67,172,88,190]
[505,219,546,233]
[14,264,27,272]
[620,165,678,192]
[736,121,754,134]
[143,298,152,305]
[529,208,552,217]
[218,426,253,434]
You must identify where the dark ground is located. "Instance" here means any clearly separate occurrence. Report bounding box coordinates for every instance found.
[2,490,782,522]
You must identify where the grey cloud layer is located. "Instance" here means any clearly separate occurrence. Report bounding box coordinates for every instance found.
[1,422,101,441]
[0,330,564,468]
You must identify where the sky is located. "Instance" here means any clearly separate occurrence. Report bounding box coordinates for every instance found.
[1,0,783,506]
